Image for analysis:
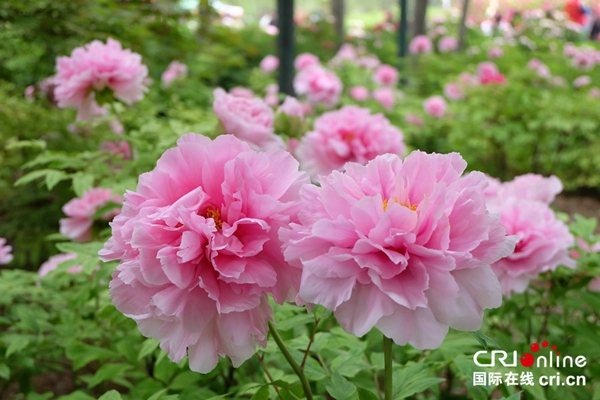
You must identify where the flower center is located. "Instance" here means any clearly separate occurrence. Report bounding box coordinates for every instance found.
[382,197,417,212]
[204,207,223,230]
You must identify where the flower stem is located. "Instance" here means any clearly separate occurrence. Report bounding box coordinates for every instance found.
[268,320,313,400]
[383,336,393,400]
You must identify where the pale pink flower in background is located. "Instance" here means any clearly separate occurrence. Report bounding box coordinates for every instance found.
[39,253,82,277]
[229,87,255,98]
[477,61,499,78]
[488,46,504,58]
[527,58,544,70]
[563,42,578,57]
[373,64,399,86]
[25,85,35,100]
[589,87,600,98]
[372,87,396,110]
[334,43,357,61]
[54,38,148,121]
[526,59,551,78]
[281,152,516,349]
[100,134,309,373]
[552,76,566,86]
[444,82,464,100]
[459,72,479,86]
[0,238,13,265]
[60,188,122,242]
[409,35,433,55]
[212,88,284,150]
[260,55,279,74]
[571,49,596,71]
[295,53,320,70]
[301,102,313,116]
[161,61,188,88]
[293,65,343,108]
[573,75,592,88]
[277,96,304,119]
[264,93,279,107]
[405,113,424,127]
[423,95,447,118]
[39,75,57,100]
[356,55,381,69]
[266,83,279,95]
[438,36,458,53]
[100,140,132,160]
[485,175,575,296]
[296,106,405,180]
[430,25,448,38]
[589,277,600,292]
[109,119,124,134]
[349,86,370,101]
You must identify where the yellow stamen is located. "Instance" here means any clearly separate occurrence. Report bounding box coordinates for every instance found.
[382,197,417,212]
[205,207,223,230]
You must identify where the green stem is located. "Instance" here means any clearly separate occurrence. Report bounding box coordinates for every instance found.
[268,320,313,400]
[383,336,393,400]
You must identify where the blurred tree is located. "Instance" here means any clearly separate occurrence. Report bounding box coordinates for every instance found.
[458,0,470,50]
[413,0,428,36]
[332,0,345,49]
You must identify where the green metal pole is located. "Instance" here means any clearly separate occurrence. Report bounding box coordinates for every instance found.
[398,0,407,58]
[277,0,295,96]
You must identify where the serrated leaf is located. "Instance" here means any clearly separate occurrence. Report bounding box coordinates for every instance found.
[471,330,499,350]
[97,390,123,400]
[274,313,315,331]
[56,241,104,257]
[357,387,379,400]
[138,338,160,360]
[393,362,445,399]
[14,169,55,187]
[5,335,29,357]
[72,173,95,197]
[45,170,68,190]
[326,371,356,400]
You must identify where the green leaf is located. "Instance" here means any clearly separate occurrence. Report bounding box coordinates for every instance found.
[65,341,118,370]
[72,172,95,197]
[357,387,379,400]
[250,386,270,400]
[274,313,315,331]
[56,241,104,257]
[55,391,95,400]
[169,371,201,390]
[470,330,499,350]
[498,392,522,400]
[138,338,160,360]
[85,363,132,388]
[97,391,123,400]
[147,389,168,400]
[393,362,444,399]
[326,371,356,400]
[5,335,29,357]
[45,170,68,190]
[14,169,56,187]
[0,363,10,380]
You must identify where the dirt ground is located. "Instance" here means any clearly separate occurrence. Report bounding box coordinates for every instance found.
[554,193,600,231]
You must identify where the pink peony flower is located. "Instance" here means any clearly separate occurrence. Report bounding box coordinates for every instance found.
[229,87,255,98]
[293,65,343,108]
[372,87,396,110]
[477,62,499,78]
[409,35,433,55]
[100,134,309,373]
[349,86,370,101]
[356,55,381,69]
[588,276,600,292]
[212,88,284,150]
[281,152,516,349]
[25,85,35,100]
[296,106,405,179]
[334,43,357,62]
[0,238,13,265]
[485,175,575,296]
[54,38,148,121]
[109,119,124,134]
[573,75,592,88]
[295,53,320,70]
[488,46,504,58]
[459,72,479,86]
[277,96,304,119]
[438,36,458,53]
[423,96,447,118]
[260,55,279,74]
[264,93,279,107]
[100,140,132,160]
[266,83,279,95]
[161,61,188,88]
[405,113,424,127]
[444,82,464,100]
[589,87,600,98]
[373,65,399,86]
[527,59,551,79]
[38,253,82,277]
[60,188,122,242]
[563,43,578,57]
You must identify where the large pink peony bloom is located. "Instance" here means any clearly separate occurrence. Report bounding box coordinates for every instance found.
[281,152,516,349]
[438,36,458,53]
[0,238,13,265]
[260,55,279,74]
[161,61,188,88]
[55,38,148,121]
[213,88,284,150]
[293,65,343,108]
[39,253,82,277]
[423,95,447,118]
[100,134,309,373]
[409,35,433,55]
[294,53,320,70]
[485,175,575,296]
[373,65,399,87]
[296,106,405,180]
[60,188,122,242]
